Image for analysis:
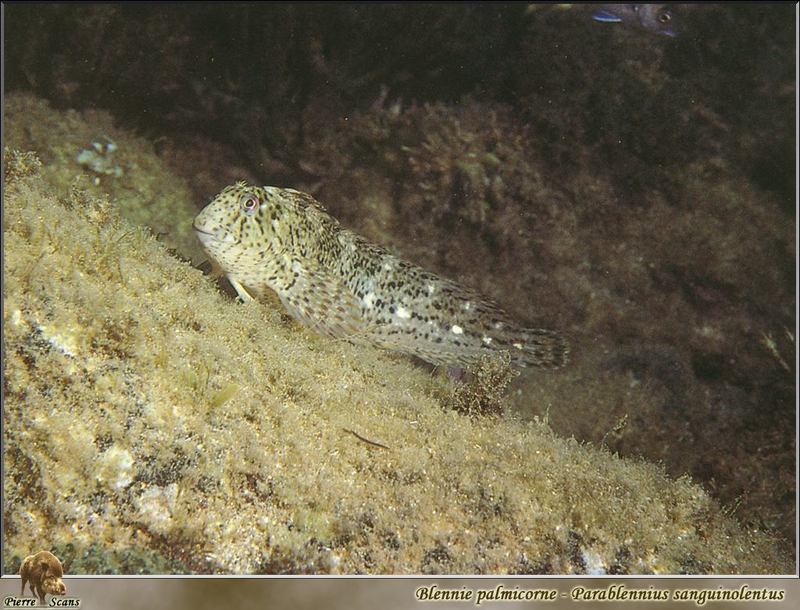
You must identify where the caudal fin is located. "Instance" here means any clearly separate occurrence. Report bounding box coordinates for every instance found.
[511,328,570,369]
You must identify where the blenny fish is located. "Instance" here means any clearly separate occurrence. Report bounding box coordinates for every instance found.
[193,182,569,369]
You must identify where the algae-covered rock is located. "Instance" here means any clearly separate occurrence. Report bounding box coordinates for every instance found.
[3,92,203,263]
[2,145,790,574]
[294,93,795,547]
[4,5,793,549]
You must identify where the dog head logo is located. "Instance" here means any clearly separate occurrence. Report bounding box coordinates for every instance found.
[19,550,67,604]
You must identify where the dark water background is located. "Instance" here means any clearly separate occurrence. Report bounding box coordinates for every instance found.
[5,5,795,205]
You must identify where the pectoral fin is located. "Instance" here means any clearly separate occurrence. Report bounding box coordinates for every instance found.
[276,260,367,339]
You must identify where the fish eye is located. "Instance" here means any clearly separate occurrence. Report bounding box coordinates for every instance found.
[239,193,259,215]
[658,11,672,24]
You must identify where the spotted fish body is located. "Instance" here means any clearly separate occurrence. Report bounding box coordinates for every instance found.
[193,182,569,369]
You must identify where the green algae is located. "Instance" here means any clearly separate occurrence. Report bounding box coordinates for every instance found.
[6,543,187,576]
[1,3,792,576]
[289,91,796,546]
[3,92,203,263]
[2,120,791,573]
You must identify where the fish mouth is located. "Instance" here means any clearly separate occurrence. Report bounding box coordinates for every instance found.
[193,223,237,245]
[192,222,215,237]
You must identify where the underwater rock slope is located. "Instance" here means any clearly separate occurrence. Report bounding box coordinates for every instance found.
[2,147,790,574]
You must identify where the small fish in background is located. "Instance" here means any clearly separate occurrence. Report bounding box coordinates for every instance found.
[592,4,678,37]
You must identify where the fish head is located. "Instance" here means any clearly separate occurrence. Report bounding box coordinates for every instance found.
[193,181,292,274]
[636,4,677,37]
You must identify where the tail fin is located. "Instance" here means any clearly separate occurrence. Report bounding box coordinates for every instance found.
[511,327,570,369]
